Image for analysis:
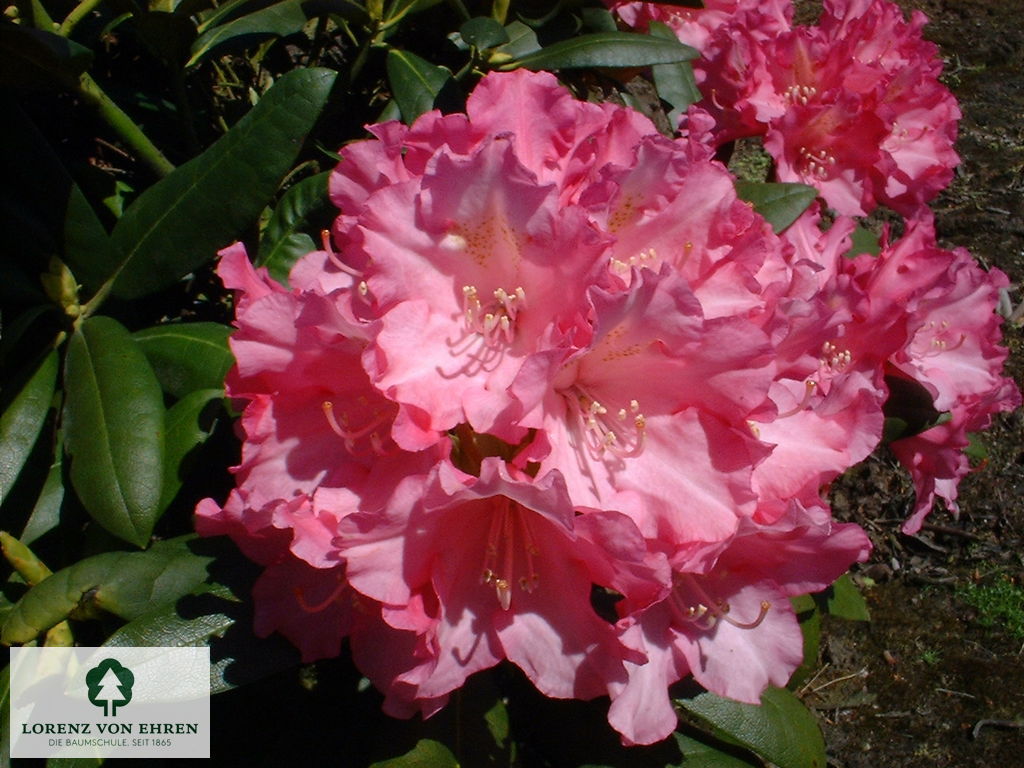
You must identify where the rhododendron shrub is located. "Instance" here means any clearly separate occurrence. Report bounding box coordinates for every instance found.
[197,36,1016,749]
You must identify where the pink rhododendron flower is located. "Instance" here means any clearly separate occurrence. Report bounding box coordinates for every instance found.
[621,0,960,216]
[605,0,792,53]
[609,501,870,745]
[196,64,1015,749]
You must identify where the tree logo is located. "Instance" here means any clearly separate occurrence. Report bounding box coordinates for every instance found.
[86,658,134,716]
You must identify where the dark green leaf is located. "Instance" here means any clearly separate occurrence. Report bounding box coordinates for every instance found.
[0,99,116,294]
[64,186,119,293]
[0,350,58,506]
[20,430,65,545]
[103,545,297,693]
[108,68,337,299]
[649,21,701,121]
[257,171,333,285]
[1,537,213,644]
[160,389,223,510]
[819,574,870,622]
[133,322,234,399]
[580,7,618,33]
[495,20,540,60]
[47,758,103,768]
[678,687,827,768]
[135,10,198,67]
[673,734,759,768]
[1,666,9,768]
[460,17,509,49]
[788,594,822,689]
[503,31,697,71]
[369,739,460,768]
[63,316,165,547]
[188,0,308,67]
[0,25,93,90]
[387,49,455,125]
[734,181,818,234]
[104,578,299,694]
[882,369,943,443]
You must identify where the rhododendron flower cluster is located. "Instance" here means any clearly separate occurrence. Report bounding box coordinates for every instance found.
[609,0,961,216]
[196,56,1017,745]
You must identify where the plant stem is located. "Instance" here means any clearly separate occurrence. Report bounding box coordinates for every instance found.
[58,0,105,37]
[75,73,176,177]
[18,0,175,177]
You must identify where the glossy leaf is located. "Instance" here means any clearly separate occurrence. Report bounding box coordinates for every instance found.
[734,182,818,234]
[678,687,827,768]
[20,438,64,546]
[0,349,58,506]
[369,739,460,768]
[257,170,333,285]
[460,17,509,49]
[133,322,234,399]
[104,557,298,694]
[108,68,338,299]
[673,734,759,768]
[160,389,223,510]
[649,21,701,122]
[63,316,165,547]
[387,49,455,125]
[1,537,214,644]
[820,574,870,621]
[188,0,308,67]
[495,20,540,60]
[503,31,697,71]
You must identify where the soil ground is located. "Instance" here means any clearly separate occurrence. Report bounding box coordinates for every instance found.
[792,1,1024,766]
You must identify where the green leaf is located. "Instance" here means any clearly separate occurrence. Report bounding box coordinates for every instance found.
[580,7,618,33]
[678,687,827,768]
[133,322,234,399]
[257,171,333,285]
[1,537,214,644]
[649,21,701,122]
[673,733,759,768]
[369,739,460,768]
[104,573,299,694]
[160,389,223,510]
[107,67,338,300]
[0,350,58,506]
[63,316,165,548]
[387,49,456,125]
[734,182,818,234]
[845,225,881,258]
[882,369,943,443]
[188,0,308,67]
[0,99,117,294]
[819,573,870,622]
[459,17,509,49]
[788,594,822,690]
[0,666,10,768]
[20,430,65,545]
[503,31,697,71]
[495,20,540,60]
[0,25,93,90]
[965,431,988,463]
